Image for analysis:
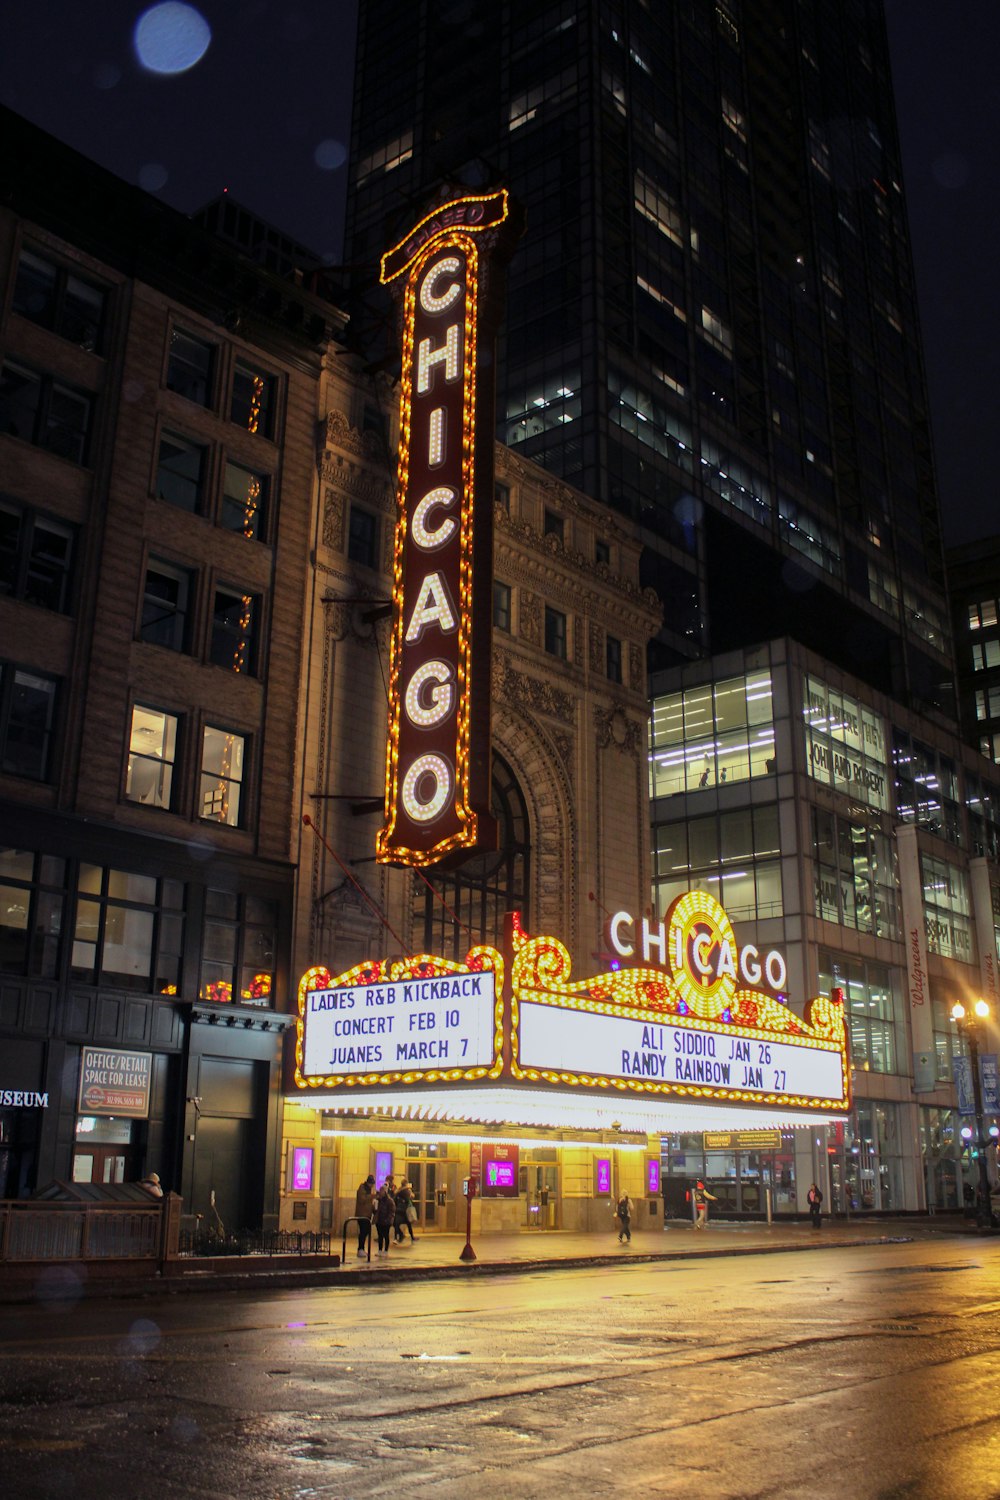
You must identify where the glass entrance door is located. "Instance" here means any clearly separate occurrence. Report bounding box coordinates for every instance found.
[72,1146,128,1183]
[405,1152,459,1230]
[522,1163,559,1228]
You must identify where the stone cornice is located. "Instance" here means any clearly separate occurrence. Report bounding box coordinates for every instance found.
[495,507,662,631]
[495,444,635,540]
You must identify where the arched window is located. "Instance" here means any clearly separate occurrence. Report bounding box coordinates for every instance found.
[414,753,530,958]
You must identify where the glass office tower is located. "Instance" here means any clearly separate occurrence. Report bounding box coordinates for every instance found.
[345,0,952,712]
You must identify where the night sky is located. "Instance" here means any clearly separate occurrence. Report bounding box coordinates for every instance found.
[1,0,997,547]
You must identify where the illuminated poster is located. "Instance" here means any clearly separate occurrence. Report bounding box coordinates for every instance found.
[295,948,504,1089]
[291,1147,314,1192]
[377,190,523,867]
[482,1143,519,1197]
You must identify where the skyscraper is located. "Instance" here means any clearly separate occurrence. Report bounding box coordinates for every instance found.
[345,0,952,713]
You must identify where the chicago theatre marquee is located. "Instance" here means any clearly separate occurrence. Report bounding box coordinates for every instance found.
[281,190,849,1233]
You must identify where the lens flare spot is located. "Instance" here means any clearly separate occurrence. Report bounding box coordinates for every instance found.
[134,3,212,75]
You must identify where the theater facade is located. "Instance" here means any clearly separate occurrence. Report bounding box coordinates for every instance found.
[278,190,850,1234]
[282,889,850,1233]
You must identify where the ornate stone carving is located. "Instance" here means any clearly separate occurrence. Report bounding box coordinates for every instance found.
[322,487,345,552]
[323,408,389,464]
[589,621,604,674]
[316,878,384,959]
[594,705,642,757]
[494,650,576,725]
[323,596,350,642]
[519,591,542,647]
[552,731,574,768]
[629,642,643,689]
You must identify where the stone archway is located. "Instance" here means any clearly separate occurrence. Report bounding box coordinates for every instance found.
[408,705,576,960]
[492,701,577,953]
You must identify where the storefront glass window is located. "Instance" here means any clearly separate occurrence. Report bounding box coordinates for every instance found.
[818,952,898,1074]
[844,1100,904,1211]
[893,732,962,846]
[802,674,888,810]
[0,847,65,976]
[965,774,1000,859]
[661,1131,796,1217]
[652,803,781,922]
[811,807,900,938]
[198,890,277,1006]
[920,853,972,962]
[649,668,774,797]
[70,864,185,994]
[919,1106,961,1211]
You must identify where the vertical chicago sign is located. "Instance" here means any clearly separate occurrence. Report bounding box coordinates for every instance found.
[377,189,522,867]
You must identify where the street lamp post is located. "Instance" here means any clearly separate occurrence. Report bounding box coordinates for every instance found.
[951,1000,995,1232]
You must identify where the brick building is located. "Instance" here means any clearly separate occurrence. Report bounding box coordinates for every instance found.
[0,109,352,1230]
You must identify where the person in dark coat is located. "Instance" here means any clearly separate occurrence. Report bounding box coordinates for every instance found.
[354,1174,375,1255]
[807,1182,823,1229]
[374,1183,396,1254]
[394,1178,417,1242]
[615,1193,633,1243]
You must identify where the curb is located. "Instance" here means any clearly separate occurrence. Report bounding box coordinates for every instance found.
[0,1233,920,1304]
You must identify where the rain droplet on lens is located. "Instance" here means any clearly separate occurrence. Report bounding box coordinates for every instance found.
[931,151,970,191]
[127,1317,162,1355]
[138,163,169,192]
[93,63,122,91]
[134,2,212,75]
[314,139,347,172]
[674,493,703,528]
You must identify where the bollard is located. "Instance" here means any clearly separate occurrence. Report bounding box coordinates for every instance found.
[765,1185,773,1225]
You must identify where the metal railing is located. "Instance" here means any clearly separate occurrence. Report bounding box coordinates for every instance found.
[178,1227,334,1258]
[0,1198,175,1264]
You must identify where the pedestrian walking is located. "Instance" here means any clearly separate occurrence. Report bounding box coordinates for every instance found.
[355,1174,375,1256]
[138,1171,163,1198]
[692,1180,717,1229]
[615,1192,633,1243]
[807,1182,823,1229]
[394,1178,418,1242]
[374,1182,396,1254]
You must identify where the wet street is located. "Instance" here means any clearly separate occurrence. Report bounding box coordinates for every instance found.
[2,1235,1000,1499]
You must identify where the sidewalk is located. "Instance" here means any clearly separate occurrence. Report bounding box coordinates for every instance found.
[326,1214,962,1284]
[0,1215,976,1304]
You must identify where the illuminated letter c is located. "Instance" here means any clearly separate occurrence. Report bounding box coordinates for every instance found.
[412,487,457,550]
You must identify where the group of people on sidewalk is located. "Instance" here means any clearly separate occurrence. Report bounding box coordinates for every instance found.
[354,1174,418,1256]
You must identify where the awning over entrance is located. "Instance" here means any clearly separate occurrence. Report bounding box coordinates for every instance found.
[286,1087,845,1136]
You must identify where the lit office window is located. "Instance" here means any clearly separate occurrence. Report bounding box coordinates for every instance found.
[200,725,246,826]
[125,705,177,809]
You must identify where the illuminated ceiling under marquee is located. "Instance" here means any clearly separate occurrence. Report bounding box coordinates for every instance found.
[292,892,850,1129]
